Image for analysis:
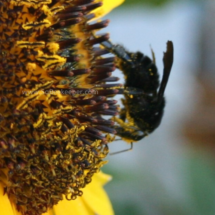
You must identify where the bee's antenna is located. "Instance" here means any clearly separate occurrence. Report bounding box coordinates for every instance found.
[114,138,123,141]
[150,45,156,64]
[158,41,174,100]
[110,142,133,155]
[101,40,135,67]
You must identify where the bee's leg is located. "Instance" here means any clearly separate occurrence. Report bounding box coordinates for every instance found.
[121,98,126,106]
[110,142,133,155]
[119,108,126,122]
[118,98,127,122]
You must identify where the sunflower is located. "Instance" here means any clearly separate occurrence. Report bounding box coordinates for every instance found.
[0,0,124,215]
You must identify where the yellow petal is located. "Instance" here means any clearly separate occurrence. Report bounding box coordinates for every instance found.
[94,171,112,186]
[53,196,94,215]
[82,172,114,215]
[0,184,14,215]
[42,210,54,215]
[94,0,125,19]
[11,204,22,215]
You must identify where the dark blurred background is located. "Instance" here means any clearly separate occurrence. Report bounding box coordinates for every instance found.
[101,0,215,214]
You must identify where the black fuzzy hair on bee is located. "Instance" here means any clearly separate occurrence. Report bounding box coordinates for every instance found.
[101,40,174,149]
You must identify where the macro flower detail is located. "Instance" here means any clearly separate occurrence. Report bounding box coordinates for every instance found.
[0,0,124,214]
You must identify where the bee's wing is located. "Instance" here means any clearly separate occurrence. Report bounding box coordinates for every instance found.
[158,41,174,100]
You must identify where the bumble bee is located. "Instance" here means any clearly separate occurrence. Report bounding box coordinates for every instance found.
[101,40,174,146]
